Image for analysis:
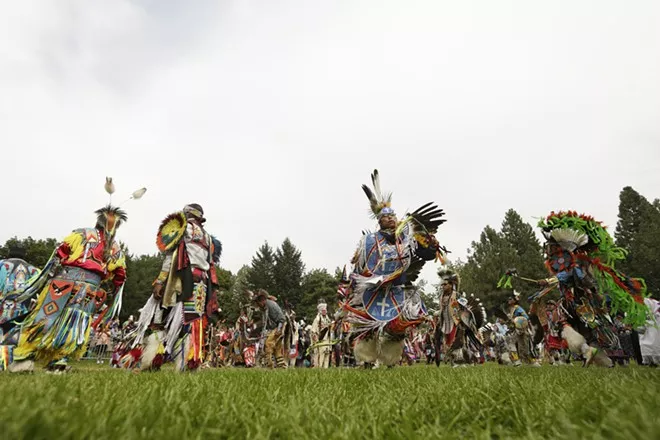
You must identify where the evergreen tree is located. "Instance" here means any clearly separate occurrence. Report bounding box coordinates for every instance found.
[463,226,517,292]
[615,187,647,251]
[615,187,660,297]
[247,242,276,293]
[456,210,546,312]
[273,238,305,306]
[500,209,547,281]
[333,266,345,282]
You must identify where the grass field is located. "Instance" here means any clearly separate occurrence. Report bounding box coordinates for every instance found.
[0,362,658,440]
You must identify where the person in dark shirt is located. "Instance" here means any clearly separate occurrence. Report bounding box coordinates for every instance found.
[254,289,287,369]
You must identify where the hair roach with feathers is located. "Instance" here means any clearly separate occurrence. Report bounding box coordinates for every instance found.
[437,268,460,291]
[362,169,393,219]
[95,205,128,229]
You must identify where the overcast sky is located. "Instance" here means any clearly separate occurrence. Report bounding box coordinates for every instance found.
[1,1,659,287]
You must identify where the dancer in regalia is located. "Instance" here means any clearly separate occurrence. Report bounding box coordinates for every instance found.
[310,299,332,368]
[342,170,447,368]
[3,179,145,372]
[496,292,542,366]
[501,211,650,367]
[0,246,39,298]
[0,246,40,341]
[130,204,221,372]
[434,268,486,366]
[530,298,569,365]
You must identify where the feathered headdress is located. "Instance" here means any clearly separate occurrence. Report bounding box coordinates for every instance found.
[538,211,621,261]
[362,169,394,219]
[437,268,460,291]
[508,290,522,303]
[95,205,128,234]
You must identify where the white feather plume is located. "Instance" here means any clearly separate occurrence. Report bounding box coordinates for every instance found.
[550,228,589,252]
[371,170,383,201]
[105,177,115,195]
[131,188,147,200]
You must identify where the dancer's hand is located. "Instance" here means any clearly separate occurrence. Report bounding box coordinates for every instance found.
[153,282,164,299]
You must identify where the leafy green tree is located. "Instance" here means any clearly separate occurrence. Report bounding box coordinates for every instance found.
[121,253,164,319]
[299,268,338,321]
[219,265,251,324]
[0,236,59,267]
[215,267,234,292]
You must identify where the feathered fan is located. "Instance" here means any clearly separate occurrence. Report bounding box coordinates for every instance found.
[405,255,425,285]
[465,293,487,329]
[529,314,545,345]
[408,202,447,235]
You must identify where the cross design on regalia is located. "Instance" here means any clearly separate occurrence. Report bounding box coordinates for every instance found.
[376,297,391,317]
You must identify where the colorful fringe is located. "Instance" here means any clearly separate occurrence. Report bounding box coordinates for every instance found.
[188,318,205,364]
[588,258,648,327]
[92,284,124,330]
[0,345,13,371]
[16,307,93,362]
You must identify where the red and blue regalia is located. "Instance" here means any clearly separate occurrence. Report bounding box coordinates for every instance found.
[342,170,447,367]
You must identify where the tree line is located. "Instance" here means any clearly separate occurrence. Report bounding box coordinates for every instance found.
[2,186,658,323]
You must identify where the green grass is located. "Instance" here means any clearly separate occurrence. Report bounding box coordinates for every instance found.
[0,363,658,440]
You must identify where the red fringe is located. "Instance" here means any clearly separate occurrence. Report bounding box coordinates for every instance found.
[386,316,422,335]
[578,256,644,304]
[342,303,371,320]
[92,307,108,330]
